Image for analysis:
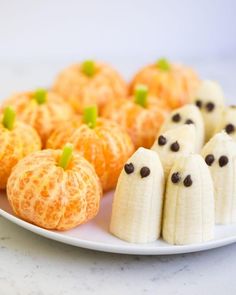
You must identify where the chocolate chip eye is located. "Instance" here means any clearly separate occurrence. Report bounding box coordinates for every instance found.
[206,102,215,112]
[219,156,229,167]
[185,119,194,125]
[195,100,202,108]
[230,105,236,108]
[170,141,180,152]
[225,124,235,134]
[124,163,134,174]
[140,167,150,178]
[158,135,167,146]
[171,172,181,184]
[172,113,181,122]
[205,154,215,166]
[183,175,193,187]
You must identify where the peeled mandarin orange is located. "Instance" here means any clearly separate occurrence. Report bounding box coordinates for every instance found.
[7,145,102,230]
[2,89,74,146]
[101,86,169,149]
[53,60,127,114]
[0,107,41,189]
[130,58,200,109]
[46,115,82,149]
[47,107,134,192]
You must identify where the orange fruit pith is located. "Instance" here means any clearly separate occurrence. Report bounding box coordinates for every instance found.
[47,118,134,192]
[7,149,102,231]
[130,63,200,109]
[53,62,127,114]
[0,121,41,189]
[2,91,74,146]
[101,97,169,149]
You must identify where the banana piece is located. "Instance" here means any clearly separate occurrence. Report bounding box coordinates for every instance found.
[110,147,164,243]
[163,154,214,245]
[201,132,236,224]
[151,124,196,178]
[193,80,225,142]
[214,106,236,141]
[159,104,204,152]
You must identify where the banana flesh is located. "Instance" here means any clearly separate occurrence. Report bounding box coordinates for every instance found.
[214,106,236,141]
[159,104,204,152]
[110,147,164,243]
[193,80,225,142]
[151,124,196,178]
[201,132,236,224]
[163,154,215,245]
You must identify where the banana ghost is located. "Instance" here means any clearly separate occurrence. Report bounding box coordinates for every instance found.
[110,147,164,243]
[214,106,236,141]
[193,80,225,142]
[201,132,236,224]
[159,104,204,152]
[163,154,215,245]
[151,124,196,178]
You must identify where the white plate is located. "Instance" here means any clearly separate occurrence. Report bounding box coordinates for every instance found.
[1,191,236,255]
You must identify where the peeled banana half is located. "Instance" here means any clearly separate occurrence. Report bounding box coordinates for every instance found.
[159,104,205,152]
[193,80,225,142]
[162,154,215,245]
[110,147,164,243]
[201,132,236,224]
[151,124,196,178]
[214,106,236,141]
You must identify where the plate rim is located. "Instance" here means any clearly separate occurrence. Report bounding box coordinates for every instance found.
[1,208,236,255]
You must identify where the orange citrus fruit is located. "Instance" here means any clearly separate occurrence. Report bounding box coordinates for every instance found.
[0,107,41,189]
[53,60,127,114]
[101,86,169,149]
[7,147,102,230]
[47,108,134,192]
[130,58,200,109]
[2,89,74,146]
[46,115,82,149]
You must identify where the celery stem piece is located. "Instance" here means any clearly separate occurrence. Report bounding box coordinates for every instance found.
[156,58,170,71]
[33,88,47,104]
[82,60,95,77]
[134,85,148,108]
[83,106,97,129]
[2,106,16,130]
[59,143,73,170]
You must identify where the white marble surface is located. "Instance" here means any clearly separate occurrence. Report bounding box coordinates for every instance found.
[0,59,236,295]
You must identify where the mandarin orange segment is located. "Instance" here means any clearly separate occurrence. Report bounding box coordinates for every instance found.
[130,61,200,109]
[53,61,127,114]
[7,149,102,231]
[2,90,74,146]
